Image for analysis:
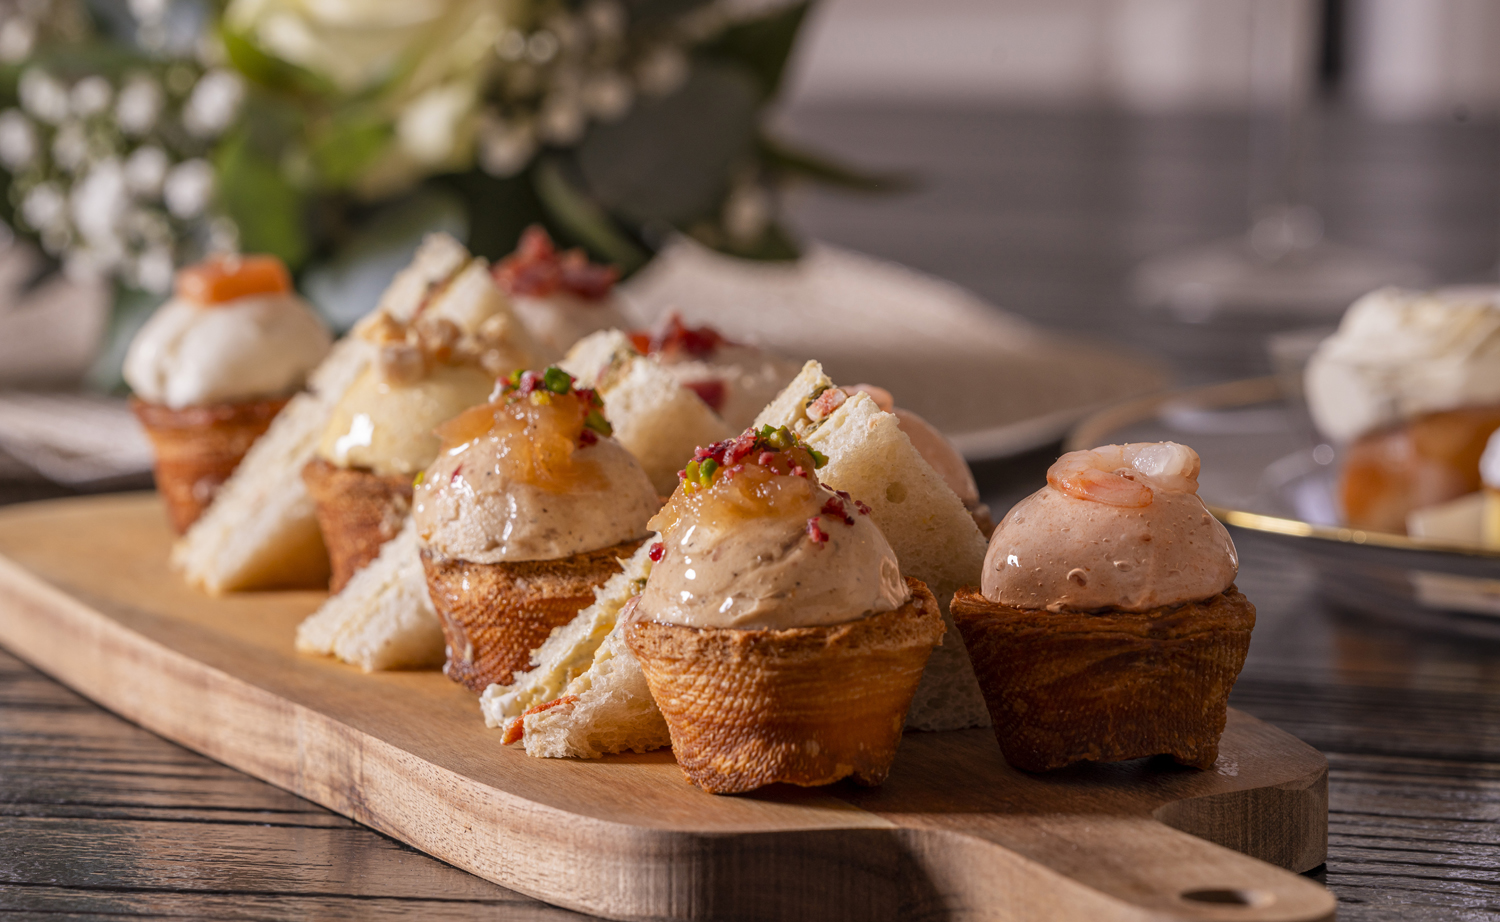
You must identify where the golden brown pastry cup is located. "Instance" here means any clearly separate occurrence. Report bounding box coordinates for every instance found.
[1340,404,1500,534]
[951,585,1255,772]
[301,458,413,593]
[421,537,646,693]
[131,396,287,534]
[626,577,944,795]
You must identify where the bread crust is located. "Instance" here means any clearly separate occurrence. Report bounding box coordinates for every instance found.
[626,578,945,794]
[132,396,287,534]
[301,458,413,593]
[951,586,1255,772]
[422,537,646,692]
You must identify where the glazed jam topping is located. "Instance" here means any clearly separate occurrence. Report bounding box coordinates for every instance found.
[647,425,863,542]
[492,226,618,301]
[628,312,730,360]
[638,425,904,630]
[176,254,292,305]
[431,367,612,491]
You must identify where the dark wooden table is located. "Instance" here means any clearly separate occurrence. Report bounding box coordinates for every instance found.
[7,103,1500,920]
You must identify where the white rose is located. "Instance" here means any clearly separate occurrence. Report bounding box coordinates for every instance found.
[226,0,515,95]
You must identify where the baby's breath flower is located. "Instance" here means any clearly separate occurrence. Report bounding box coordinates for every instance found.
[21,182,67,232]
[124,145,170,198]
[70,77,113,119]
[19,70,69,125]
[183,70,244,138]
[583,71,632,121]
[0,17,35,63]
[71,159,128,250]
[478,113,535,177]
[526,30,559,65]
[583,0,625,43]
[116,76,164,137]
[537,90,585,145]
[134,246,174,293]
[496,28,526,61]
[0,110,38,171]
[635,46,688,97]
[163,158,214,218]
[51,121,89,172]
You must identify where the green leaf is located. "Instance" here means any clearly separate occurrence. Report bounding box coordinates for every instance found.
[758,135,911,192]
[311,112,391,188]
[533,158,650,273]
[437,169,547,263]
[699,1,811,100]
[214,131,310,269]
[220,27,339,98]
[574,63,758,227]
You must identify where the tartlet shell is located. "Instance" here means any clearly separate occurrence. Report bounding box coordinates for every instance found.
[627,577,944,794]
[950,585,1256,772]
[132,396,287,534]
[422,537,646,693]
[301,457,412,593]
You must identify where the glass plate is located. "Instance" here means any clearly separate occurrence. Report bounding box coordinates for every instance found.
[1069,377,1500,639]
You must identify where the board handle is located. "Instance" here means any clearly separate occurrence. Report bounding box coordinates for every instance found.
[898,815,1335,921]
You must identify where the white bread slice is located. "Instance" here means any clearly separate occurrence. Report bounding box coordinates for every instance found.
[559,329,635,388]
[355,233,470,333]
[754,360,990,731]
[295,518,444,671]
[516,624,668,758]
[480,542,668,758]
[173,233,492,594]
[562,331,732,495]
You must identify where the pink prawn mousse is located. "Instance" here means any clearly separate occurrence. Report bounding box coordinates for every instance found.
[982,441,1239,612]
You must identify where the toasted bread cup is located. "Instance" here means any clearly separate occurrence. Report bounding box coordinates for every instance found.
[132,397,288,534]
[950,585,1255,772]
[422,537,646,692]
[626,577,943,795]
[301,458,413,593]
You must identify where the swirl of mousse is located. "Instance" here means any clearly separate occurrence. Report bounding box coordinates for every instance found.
[982,442,1237,613]
[494,225,627,354]
[1305,286,1500,444]
[637,425,909,630]
[414,367,659,564]
[124,254,331,409]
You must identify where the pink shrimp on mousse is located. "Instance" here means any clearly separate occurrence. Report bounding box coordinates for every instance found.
[1045,442,1201,508]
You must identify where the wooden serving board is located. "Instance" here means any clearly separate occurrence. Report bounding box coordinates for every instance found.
[0,495,1334,922]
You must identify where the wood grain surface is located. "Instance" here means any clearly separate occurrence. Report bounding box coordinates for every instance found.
[0,493,1332,922]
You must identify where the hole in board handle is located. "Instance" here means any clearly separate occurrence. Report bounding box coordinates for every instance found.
[1180,888,1276,908]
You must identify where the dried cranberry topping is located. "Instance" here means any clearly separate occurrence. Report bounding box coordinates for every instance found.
[493,226,619,301]
[632,312,731,359]
[684,379,727,413]
[806,518,829,545]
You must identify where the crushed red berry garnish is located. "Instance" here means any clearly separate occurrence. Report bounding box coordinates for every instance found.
[820,497,855,526]
[683,379,727,413]
[493,226,618,301]
[631,312,731,359]
[806,518,829,544]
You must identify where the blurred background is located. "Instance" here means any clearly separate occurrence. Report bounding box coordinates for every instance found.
[780,0,1500,381]
[1,0,1498,487]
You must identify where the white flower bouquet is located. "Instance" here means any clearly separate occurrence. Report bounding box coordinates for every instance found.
[0,0,881,378]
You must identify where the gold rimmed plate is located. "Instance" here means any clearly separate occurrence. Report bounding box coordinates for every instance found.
[1069,377,1500,639]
